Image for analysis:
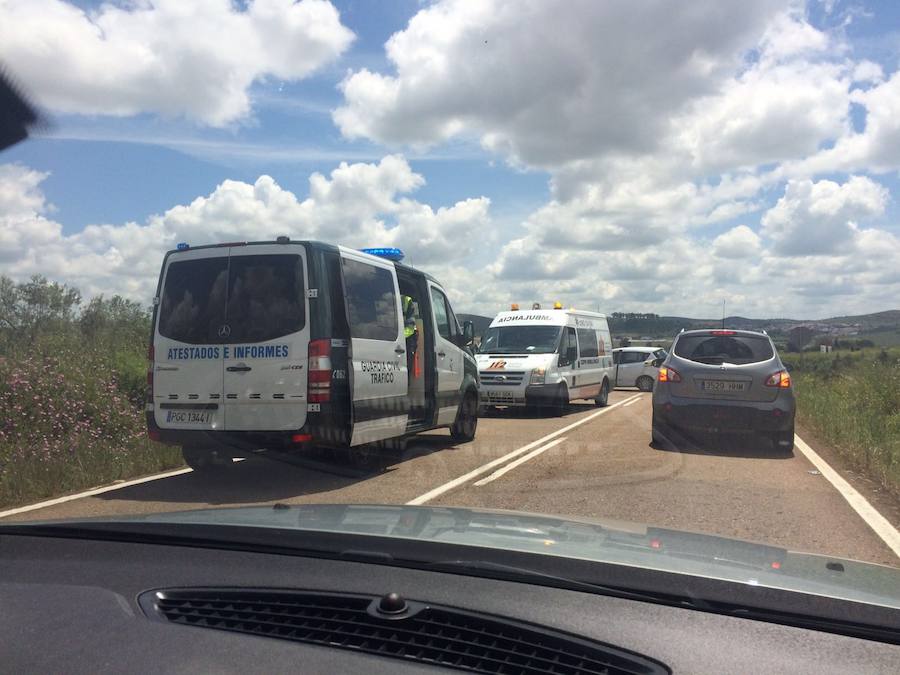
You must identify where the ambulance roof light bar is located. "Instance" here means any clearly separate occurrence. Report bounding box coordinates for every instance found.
[554,301,563,309]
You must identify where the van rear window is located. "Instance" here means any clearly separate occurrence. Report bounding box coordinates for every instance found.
[158,258,228,344]
[158,254,305,344]
[674,334,774,365]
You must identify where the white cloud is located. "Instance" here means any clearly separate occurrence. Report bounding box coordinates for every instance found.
[712,225,762,259]
[0,0,354,126]
[334,0,785,167]
[761,176,888,255]
[0,157,490,299]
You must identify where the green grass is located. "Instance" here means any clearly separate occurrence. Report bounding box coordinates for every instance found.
[0,333,183,510]
[790,348,900,499]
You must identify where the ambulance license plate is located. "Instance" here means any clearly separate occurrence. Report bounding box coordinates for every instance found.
[487,390,514,401]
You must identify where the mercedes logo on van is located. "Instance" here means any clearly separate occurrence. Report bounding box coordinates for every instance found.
[218,324,232,338]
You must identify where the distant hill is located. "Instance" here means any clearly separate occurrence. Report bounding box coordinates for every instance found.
[608,309,900,344]
[455,310,900,346]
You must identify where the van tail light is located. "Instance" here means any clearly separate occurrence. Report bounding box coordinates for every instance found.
[658,366,681,383]
[146,344,155,401]
[765,370,791,388]
[308,339,332,403]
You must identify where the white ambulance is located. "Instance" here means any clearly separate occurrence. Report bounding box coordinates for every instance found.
[147,240,480,470]
[476,304,614,411]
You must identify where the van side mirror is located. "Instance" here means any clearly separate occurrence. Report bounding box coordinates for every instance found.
[462,320,476,349]
[558,346,577,367]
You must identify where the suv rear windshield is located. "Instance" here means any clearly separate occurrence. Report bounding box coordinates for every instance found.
[674,334,774,365]
[158,254,305,344]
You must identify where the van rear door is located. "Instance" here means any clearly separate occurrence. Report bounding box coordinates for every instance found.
[340,249,408,445]
[222,245,309,431]
[153,248,228,431]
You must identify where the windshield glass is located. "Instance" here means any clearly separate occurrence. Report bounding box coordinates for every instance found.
[481,325,562,353]
[1,0,898,621]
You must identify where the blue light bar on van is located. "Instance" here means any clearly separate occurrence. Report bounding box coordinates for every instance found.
[176,242,190,250]
[361,247,404,262]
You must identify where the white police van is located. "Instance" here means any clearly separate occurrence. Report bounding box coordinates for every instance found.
[476,304,614,411]
[147,240,479,470]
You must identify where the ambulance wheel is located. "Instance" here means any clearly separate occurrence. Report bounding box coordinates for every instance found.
[594,379,610,407]
[551,383,570,416]
[451,390,479,442]
[182,446,230,472]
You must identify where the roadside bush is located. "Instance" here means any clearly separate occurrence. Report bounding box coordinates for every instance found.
[792,348,900,499]
[0,276,180,510]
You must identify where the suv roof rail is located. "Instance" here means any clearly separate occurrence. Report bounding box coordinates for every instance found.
[679,328,685,333]
[762,329,768,335]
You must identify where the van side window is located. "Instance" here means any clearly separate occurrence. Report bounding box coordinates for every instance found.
[430,287,452,340]
[576,328,599,357]
[342,258,399,341]
[560,327,577,358]
[445,296,461,338]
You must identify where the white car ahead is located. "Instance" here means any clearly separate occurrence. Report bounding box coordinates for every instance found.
[613,346,667,391]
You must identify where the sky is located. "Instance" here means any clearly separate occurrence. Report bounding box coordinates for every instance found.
[1,0,899,320]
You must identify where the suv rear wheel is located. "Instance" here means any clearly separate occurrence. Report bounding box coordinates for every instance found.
[771,428,795,453]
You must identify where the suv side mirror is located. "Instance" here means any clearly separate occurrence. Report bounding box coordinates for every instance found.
[652,357,664,368]
[462,320,476,350]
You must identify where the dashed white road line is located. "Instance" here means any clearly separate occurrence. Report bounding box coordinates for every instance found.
[474,438,568,487]
[622,397,641,408]
[793,434,900,559]
[407,393,642,506]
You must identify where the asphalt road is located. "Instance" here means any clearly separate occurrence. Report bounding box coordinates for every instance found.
[5,390,898,566]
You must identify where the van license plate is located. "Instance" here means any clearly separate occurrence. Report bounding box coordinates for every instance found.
[165,410,212,424]
[487,390,514,401]
[699,380,746,393]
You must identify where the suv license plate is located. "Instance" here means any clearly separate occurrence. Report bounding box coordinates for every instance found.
[699,380,746,393]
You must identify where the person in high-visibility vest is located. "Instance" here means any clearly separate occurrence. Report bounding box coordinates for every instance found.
[402,295,420,381]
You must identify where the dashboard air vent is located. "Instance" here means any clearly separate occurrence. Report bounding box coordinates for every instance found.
[141,589,667,674]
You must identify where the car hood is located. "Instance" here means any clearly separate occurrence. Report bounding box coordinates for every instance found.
[27,503,900,610]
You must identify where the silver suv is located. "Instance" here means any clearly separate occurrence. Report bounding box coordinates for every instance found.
[651,329,795,450]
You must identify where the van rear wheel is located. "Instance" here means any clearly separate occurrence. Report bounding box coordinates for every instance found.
[451,391,478,442]
[182,446,230,472]
[594,380,610,407]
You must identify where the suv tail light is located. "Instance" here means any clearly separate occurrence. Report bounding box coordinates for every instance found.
[765,370,791,388]
[658,366,681,383]
[308,339,332,403]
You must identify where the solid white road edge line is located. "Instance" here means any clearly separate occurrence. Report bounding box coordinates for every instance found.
[474,438,568,487]
[794,434,900,559]
[0,466,194,519]
[0,456,254,519]
[406,393,642,506]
